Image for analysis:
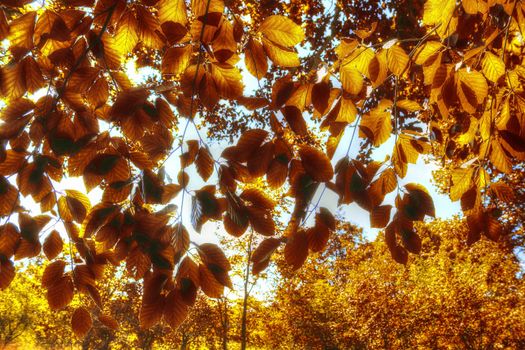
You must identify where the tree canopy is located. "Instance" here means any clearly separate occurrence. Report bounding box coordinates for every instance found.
[0,0,524,341]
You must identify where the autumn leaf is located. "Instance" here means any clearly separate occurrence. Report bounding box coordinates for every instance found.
[259,15,305,47]
[43,230,63,260]
[71,307,93,339]
[284,230,309,270]
[298,145,334,182]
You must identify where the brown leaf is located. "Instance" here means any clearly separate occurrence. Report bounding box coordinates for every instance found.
[98,314,119,330]
[306,225,330,253]
[163,289,189,330]
[284,230,309,270]
[0,259,15,290]
[281,105,307,136]
[370,205,392,228]
[71,307,93,339]
[43,230,63,260]
[298,145,334,182]
[236,129,269,161]
[42,260,66,288]
[247,206,275,236]
[198,243,231,272]
[47,275,74,310]
[0,223,20,258]
[311,81,331,114]
[401,183,435,220]
[195,147,214,181]
[199,264,224,298]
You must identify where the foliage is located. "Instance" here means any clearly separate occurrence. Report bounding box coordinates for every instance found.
[267,218,525,349]
[0,0,524,338]
[2,218,524,349]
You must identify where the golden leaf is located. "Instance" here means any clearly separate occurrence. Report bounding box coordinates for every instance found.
[114,10,139,55]
[387,45,409,76]
[450,167,474,201]
[481,52,505,83]
[259,15,305,47]
[158,0,187,25]
[340,66,364,95]
[262,38,300,67]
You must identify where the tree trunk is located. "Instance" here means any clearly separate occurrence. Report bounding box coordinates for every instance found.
[180,333,188,350]
[240,233,253,350]
[220,298,229,350]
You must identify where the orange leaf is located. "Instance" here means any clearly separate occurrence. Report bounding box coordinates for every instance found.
[198,264,224,298]
[245,38,268,80]
[240,188,276,209]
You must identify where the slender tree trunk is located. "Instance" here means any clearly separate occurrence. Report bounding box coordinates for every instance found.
[221,299,229,350]
[180,333,188,350]
[240,232,253,350]
[216,297,229,350]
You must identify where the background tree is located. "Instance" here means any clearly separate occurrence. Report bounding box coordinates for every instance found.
[266,217,525,349]
[0,264,45,349]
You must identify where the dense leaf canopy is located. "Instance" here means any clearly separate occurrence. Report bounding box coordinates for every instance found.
[0,0,524,337]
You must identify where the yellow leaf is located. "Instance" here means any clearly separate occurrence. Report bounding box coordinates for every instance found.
[457,117,478,146]
[423,0,456,38]
[8,11,36,52]
[482,52,505,83]
[336,96,357,123]
[413,41,443,65]
[210,63,244,99]
[387,45,409,76]
[262,38,300,67]
[396,99,422,112]
[158,0,187,25]
[114,10,139,55]
[343,46,375,76]
[456,68,488,113]
[450,167,474,201]
[462,0,488,14]
[490,139,511,173]
[423,51,442,85]
[340,66,363,95]
[259,15,304,47]
[335,39,358,59]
